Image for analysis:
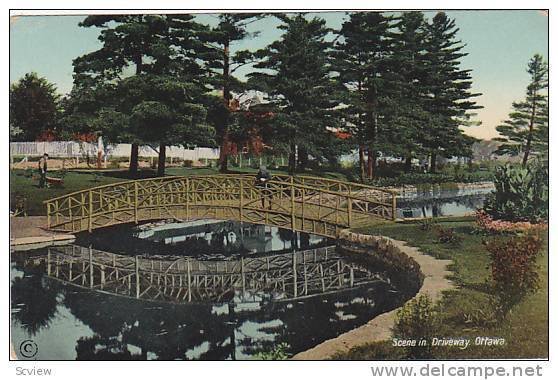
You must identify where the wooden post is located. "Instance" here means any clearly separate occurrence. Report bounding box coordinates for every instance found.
[135,256,140,299]
[241,256,246,295]
[347,193,352,227]
[292,253,298,298]
[319,263,325,292]
[185,177,190,220]
[47,248,51,276]
[187,259,192,302]
[350,267,354,287]
[134,181,139,224]
[100,265,105,289]
[89,246,93,288]
[392,192,397,221]
[239,179,243,222]
[290,176,295,231]
[47,203,51,229]
[88,190,93,233]
[337,260,343,287]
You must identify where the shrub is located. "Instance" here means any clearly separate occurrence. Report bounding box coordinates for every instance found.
[475,210,547,234]
[419,218,438,231]
[484,231,544,317]
[483,161,548,223]
[435,227,463,245]
[393,294,439,359]
[254,342,290,360]
[183,159,193,168]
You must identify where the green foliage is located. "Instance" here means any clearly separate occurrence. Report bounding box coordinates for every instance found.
[484,231,544,317]
[248,14,342,173]
[483,162,548,222]
[494,54,548,165]
[393,294,440,359]
[10,72,61,141]
[435,226,463,245]
[254,343,290,360]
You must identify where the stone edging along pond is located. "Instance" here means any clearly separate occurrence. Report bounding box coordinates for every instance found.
[292,230,454,360]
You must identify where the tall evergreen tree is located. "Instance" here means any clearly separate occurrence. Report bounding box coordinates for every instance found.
[421,12,481,172]
[494,54,548,166]
[388,12,430,172]
[249,14,340,174]
[10,72,61,141]
[334,12,396,180]
[199,13,266,173]
[73,14,213,175]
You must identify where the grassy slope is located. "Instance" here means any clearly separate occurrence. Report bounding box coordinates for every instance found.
[334,220,548,359]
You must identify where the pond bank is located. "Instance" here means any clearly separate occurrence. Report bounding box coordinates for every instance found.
[293,230,454,360]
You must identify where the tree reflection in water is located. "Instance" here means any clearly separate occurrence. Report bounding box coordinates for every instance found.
[11,261,59,336]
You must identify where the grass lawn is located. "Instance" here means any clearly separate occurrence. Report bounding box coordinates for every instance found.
[333,219,548,359]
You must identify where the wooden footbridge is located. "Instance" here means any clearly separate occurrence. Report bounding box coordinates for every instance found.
[44,174,397,238]
[30,245,386,303]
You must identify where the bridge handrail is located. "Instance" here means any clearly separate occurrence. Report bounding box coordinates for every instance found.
[42,173,396,204]
[44,173,397,234]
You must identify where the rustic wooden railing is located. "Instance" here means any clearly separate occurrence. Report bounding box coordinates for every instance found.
[33,245,384,303]
[44,174,397,238]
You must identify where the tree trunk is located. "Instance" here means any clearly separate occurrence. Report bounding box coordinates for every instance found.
[219,40,231,173]
[366,147,375,179]
[404,153,412,173]
[522,95,538,167]
[288,143,297,175]
[157,143,166,177]
[297,146,308,171]
[129,143,139,175]
[358,145,366,182]
[430,152,437,173]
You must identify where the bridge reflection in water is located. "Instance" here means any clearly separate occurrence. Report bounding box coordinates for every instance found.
[36,245,385,304]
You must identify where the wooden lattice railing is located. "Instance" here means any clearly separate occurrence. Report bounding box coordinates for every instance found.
[44,174,397,238]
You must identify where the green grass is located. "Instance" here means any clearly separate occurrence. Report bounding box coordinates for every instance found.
[333,219,548,359]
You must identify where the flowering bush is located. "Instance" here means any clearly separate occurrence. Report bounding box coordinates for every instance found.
[475,210,547,234]
[484,231,544,316]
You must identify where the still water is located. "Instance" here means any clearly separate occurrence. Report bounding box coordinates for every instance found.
[396,183,493,218]
[11,221,410,360]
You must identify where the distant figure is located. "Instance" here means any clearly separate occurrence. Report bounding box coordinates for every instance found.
[38,153,49,188]
[255,165,272,209]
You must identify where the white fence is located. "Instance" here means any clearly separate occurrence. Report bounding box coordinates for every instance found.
[10,141,220,161]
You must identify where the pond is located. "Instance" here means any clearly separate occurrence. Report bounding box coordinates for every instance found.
[396,182,494,218]
[11,220,413,360]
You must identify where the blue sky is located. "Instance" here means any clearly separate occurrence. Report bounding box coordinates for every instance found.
[10,11,548,140]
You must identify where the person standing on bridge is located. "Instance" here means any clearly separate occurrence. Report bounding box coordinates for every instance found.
[255,165,272,209]
[38,153,49,188]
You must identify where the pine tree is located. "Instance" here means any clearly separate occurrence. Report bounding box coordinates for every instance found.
[388,12,431,172]
[198,13,266,172]
[10,72,61,141]
[73,14,213,175]
[421,12,481,172]
[248,14,340,174]
[495,54,548,166]
[333,12,396,180]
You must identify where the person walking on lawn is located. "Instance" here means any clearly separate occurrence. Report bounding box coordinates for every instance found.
[38,153,49,188]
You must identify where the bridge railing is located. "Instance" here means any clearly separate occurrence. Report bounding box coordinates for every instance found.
[44,174,396,237]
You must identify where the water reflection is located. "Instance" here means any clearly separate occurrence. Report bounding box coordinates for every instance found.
[30,245,383,303]
[397,184,493,218]
[11,253,402,360]
[75,220,328,259]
